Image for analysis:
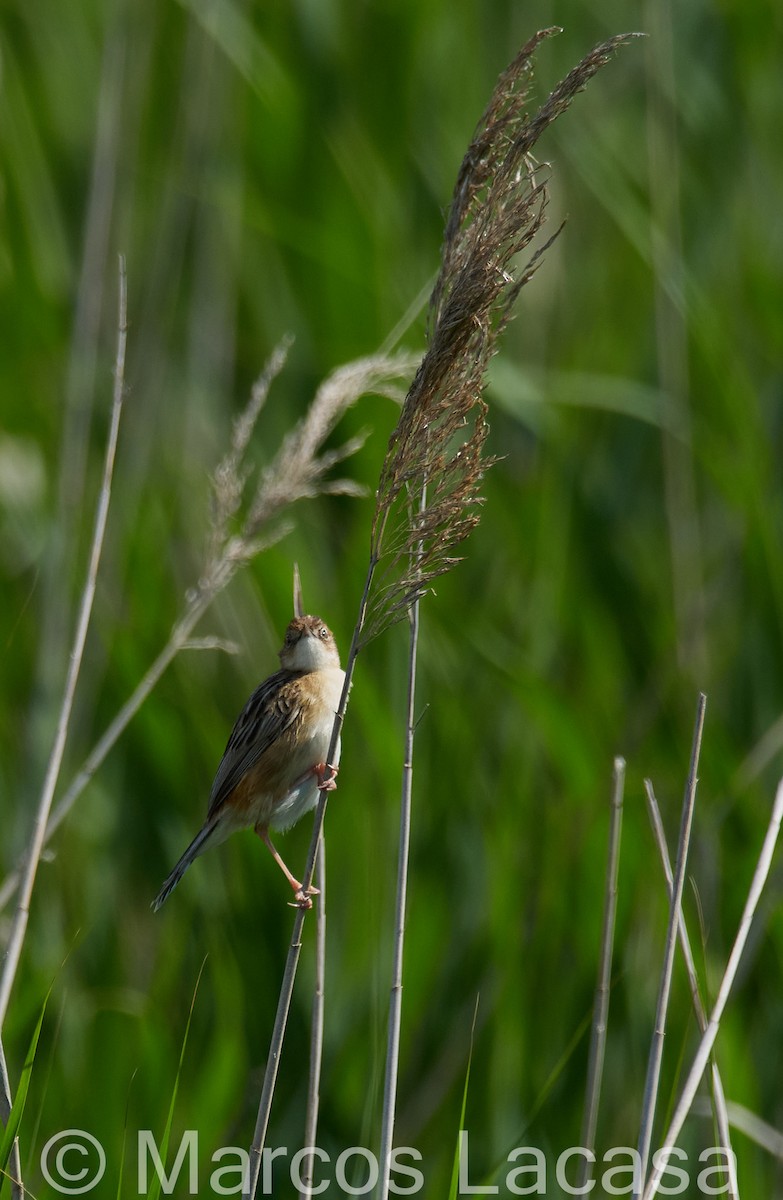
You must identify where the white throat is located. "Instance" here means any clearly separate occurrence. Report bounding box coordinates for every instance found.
[287,635,337,672]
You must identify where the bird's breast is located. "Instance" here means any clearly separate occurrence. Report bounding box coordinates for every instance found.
[224,667,345,832]
[284,667,344,775]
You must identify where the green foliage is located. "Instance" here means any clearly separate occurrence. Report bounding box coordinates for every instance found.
[0,989,48,1194]
[1,0,782,1197]
[145,959,206,1200]
[447,1001,478,1200]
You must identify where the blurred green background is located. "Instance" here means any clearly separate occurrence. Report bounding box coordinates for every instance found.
[2,0,782,1195]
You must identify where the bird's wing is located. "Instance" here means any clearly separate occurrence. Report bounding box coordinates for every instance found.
[206,669,303,819]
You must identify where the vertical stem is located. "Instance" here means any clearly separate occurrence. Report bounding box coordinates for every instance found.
[644,783,738,1199]
[298,836,326,1199]
[0,1033,23,1198]
[377,577,422,1198]
[244,558,377,1200]
[635,693,706,1195]
[642,774,783,1199]
[578,756,625,1185]
[0,258,128,1028]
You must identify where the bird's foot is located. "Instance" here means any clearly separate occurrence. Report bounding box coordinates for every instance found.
[288,882,320,909]
[316,762,339,792]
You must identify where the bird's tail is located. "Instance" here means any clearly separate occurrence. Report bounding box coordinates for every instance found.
[152,818,221,912]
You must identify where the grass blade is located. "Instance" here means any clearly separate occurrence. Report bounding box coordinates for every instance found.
[115,1069,139,1200]
[447,998,480,1200]
[0,989,50,1195]
[147,958,207,1200]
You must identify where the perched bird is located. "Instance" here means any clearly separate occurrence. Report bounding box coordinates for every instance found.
[153,614,344,911]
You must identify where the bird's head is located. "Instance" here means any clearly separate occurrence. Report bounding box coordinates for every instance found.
[278,615,341,672]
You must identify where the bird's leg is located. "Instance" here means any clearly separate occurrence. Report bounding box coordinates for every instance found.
[315,762,339,792]
[258,828,319,908]
[288,762,339,793]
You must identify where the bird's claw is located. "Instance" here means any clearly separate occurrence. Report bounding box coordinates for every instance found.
[316,762,339,792]
[288,883,320,909]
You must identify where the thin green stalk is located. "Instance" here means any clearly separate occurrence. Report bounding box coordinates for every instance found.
[147,960,207,1200]
[447,999,480,1200]
[0,1036,23,1200]
[0,988,50,1199]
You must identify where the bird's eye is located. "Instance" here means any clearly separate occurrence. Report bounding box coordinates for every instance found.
[319,627,328,639]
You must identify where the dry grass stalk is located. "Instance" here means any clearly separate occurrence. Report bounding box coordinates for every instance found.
[297,836,326,1200]
[204,345,414,592]
[0,348,415,915]
[0,261,128,1029]
[635,693,707,1194]
[578,756,626,1187]
[242,29,642,1196]
[293,570,327,1200]
[642,773,783,1199]
[365,27,642,638]
[644,781,738,1199]
[0,256,128,1200]
[378,502,424,1200]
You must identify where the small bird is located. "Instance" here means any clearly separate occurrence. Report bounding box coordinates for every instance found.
[153,614,344,911]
